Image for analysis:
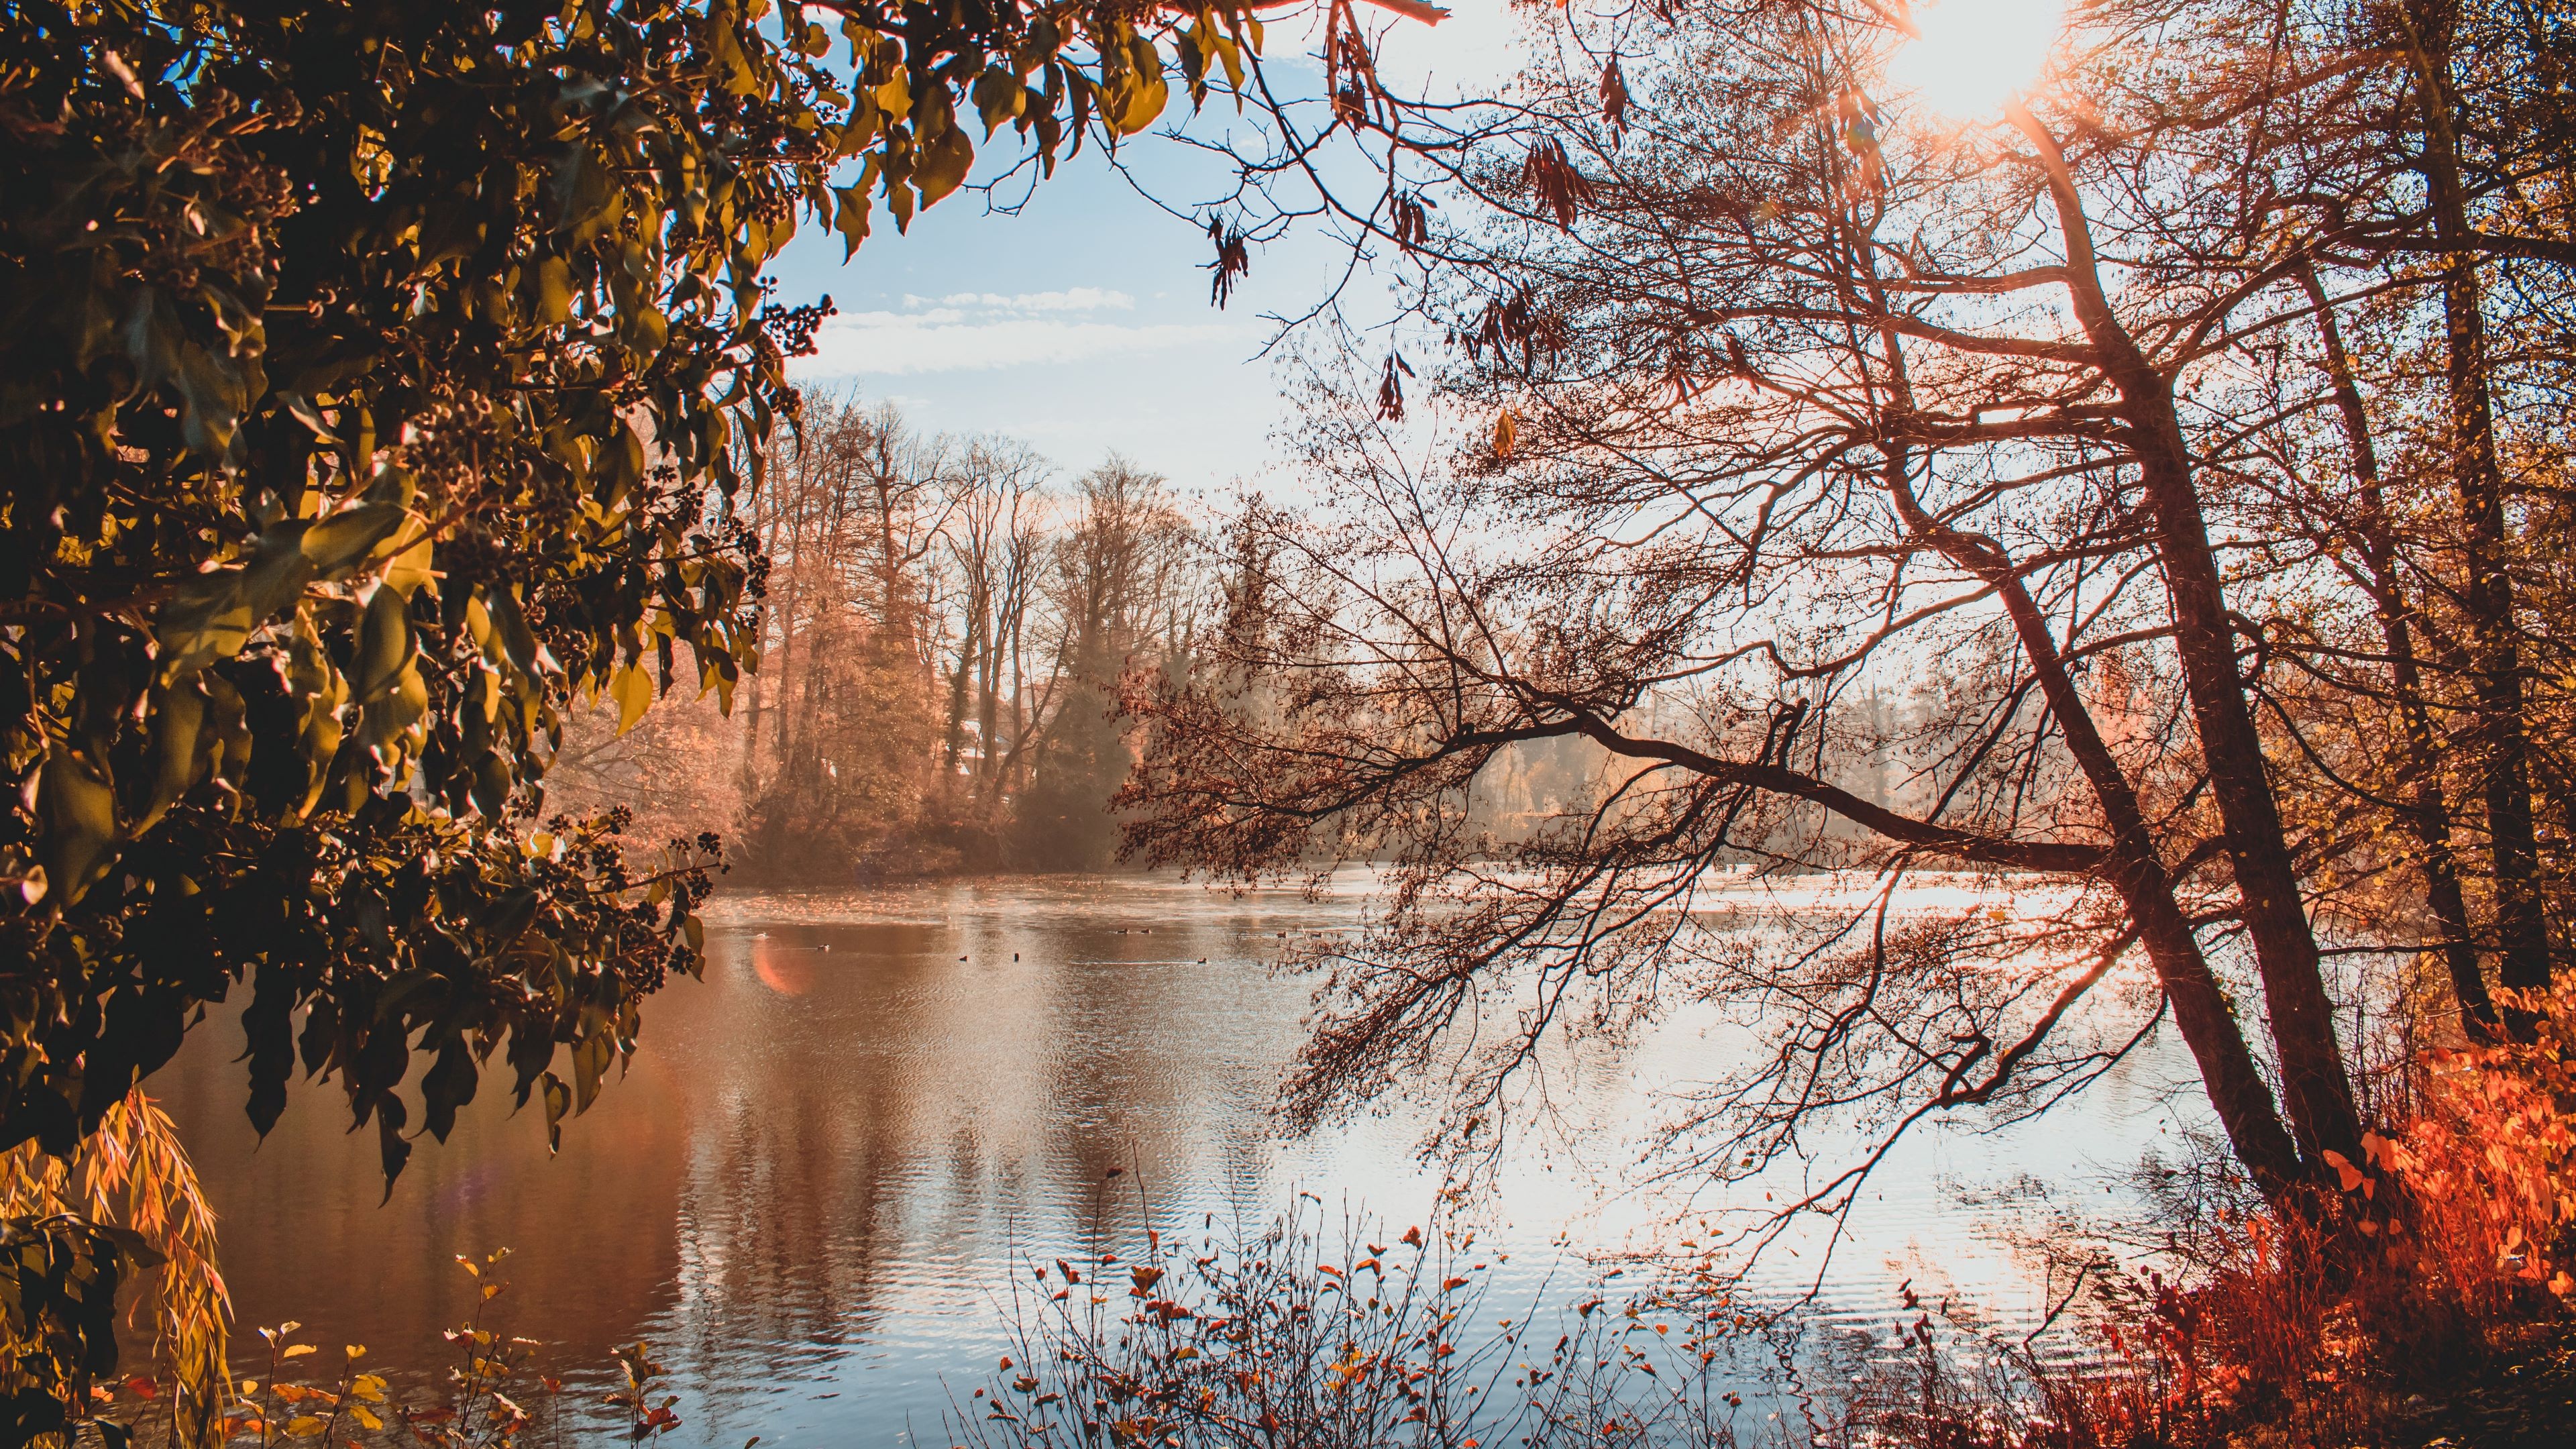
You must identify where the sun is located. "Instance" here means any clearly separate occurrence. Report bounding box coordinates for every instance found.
[1886,0,2068,119]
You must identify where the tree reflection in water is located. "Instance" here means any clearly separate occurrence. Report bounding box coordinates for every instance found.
[152,873,2186,1446]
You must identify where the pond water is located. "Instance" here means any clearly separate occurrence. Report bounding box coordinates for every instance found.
[151,873,2198,1446]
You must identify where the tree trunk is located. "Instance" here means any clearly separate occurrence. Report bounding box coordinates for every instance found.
[2010,102,2361,1170]
[1885,451,2307,1202]
[2298,264,2498,1039]
[943,587,980,784]
[2402,0,2553,1000]
[976,596,1004,808]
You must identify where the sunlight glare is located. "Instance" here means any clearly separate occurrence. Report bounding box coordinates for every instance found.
[1887,0,2068,118]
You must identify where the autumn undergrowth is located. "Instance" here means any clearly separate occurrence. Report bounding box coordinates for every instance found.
[953,1187,1815,1449]
[1904,983,2576,1449]
[960,989,2576,1449]
[69,1250,689,1449]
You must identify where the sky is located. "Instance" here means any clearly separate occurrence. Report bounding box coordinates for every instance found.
[767,0,1540,498]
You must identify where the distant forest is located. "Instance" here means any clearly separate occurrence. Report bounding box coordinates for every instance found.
[531,396,1544,879]
[541,392,1965,883]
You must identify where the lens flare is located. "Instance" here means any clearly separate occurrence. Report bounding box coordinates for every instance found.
[753,944,816,996]
[1887,0,2068,118]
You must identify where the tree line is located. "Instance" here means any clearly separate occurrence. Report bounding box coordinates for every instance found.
[681,396,1205,877]
[549,388,1646,879]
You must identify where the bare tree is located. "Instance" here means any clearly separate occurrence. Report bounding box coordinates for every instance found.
[1117,0,2576,1215]
[1024,459,1201,869]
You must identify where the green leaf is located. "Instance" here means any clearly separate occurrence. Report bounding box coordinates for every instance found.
[531,255,577,325]
[421,1038,478,1143]
[598,421,646,504]
[154,572,247,684]
[469,749,513,818]
[121,286,178,396]
[1119,36,1171,135]
[277,390,341,443]
[916,105,976,204]
[233,520,320,619]
[540,1071,571,1153]
[486,586,544,679]
[174,342,246,455]
[138,681,207,833]
[571,1031,611,1116]
[832,180,873,260]
[553,144,616,236]
[973,64,1023,137]
[379,519,437,599]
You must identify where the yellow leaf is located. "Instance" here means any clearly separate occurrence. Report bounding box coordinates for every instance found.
[1493,408,1518,458]
[875,66,912,121]
[612,661,654,736]
[285,1417,325,1437]
[351,1405,384,1432]
[380,520,436,600]
[532,256,576,325]
[281,1344,318,1358]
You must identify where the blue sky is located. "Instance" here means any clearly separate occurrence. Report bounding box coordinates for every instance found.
[769,0,1535,496]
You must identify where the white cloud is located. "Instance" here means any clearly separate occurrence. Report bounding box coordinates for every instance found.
[797,290,1240,375]
[902,287,1136,313]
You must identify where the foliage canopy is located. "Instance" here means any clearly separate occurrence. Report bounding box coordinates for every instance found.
[0,0,1271,1181]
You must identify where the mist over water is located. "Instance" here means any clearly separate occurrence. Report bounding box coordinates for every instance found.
[157,874,2194,1446]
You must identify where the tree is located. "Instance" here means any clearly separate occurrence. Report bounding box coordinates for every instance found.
[0,0,1283,1187]
[936,437,1051,831]
[733,396,949,876]
[1125,0,2573,1216]
[1022,459,1198,869]
[668,402,1222,880]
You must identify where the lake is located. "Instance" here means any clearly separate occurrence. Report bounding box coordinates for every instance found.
[150,873,2196,1445]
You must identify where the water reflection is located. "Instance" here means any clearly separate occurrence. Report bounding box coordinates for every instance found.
[152,874,2190,1446]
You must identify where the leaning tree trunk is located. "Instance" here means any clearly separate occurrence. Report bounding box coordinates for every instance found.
[1881,443,2308,1203]
[2010,102,2363,1170]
